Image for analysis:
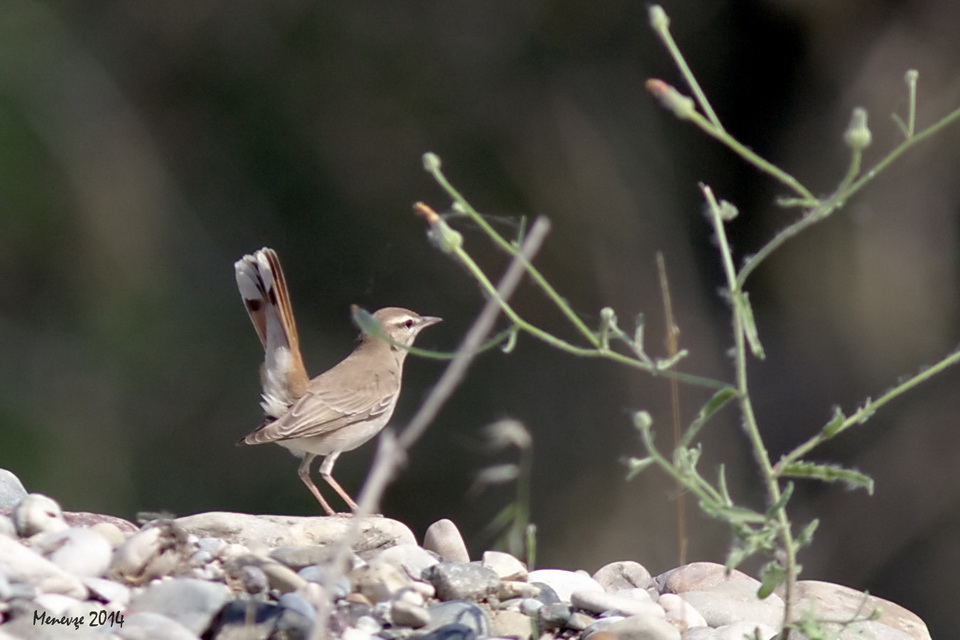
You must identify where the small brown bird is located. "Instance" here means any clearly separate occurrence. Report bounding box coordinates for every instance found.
[234,248,441,515]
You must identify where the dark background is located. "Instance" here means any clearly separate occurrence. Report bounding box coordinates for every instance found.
[1,0,959,635]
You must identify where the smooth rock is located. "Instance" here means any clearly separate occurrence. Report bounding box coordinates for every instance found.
[481,550,527,581]
[270,544,337,569]
[0,514,14,538]
[0,534,86,598]
[680,579,784,630]
[391,598,431,628]
[0,469,27,510]
[90,522,127,548]
[83,576,132,607]
[174,511,415,556]
[568,611,597,631]
[33,593,83,617]
[63,511,138,534]
[593,561,654,591]
[116,611,200,640]
[279,591,317,621]
[527,569,604,602]
[423,600,491,637]
[423,519,470,563]
[418,622,476,640]
[792,580,930,640]
[13,494,68,538]
[572,589,663,618]
[372,542,440,581]
[681,628,716,640]
[538,602,572,628]
[128,576,230,635]
[351,562,413,603]
[491,610,534,639]
[714,621,777,640]
[298,565,351,599]
[658,592,706,630]
[500,580,540,599]
[589,613,681,640]
[654,562,752,595]
[40,527,113,577]
[109,522,195,584]
[421,562,500,602]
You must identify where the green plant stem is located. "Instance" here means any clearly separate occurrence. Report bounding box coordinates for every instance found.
[428,164,600,347]
[705,187,796,635]
[685,109,818,205]
[775,348,960,475]
[445,233,731,390]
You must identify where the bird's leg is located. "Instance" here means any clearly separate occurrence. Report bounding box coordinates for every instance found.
[319,452,360,513]
[298,454,336,516]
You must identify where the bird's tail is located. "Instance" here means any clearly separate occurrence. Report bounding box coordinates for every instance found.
[234,247,309,419]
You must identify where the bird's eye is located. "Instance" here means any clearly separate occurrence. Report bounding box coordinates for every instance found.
[402,318,416,329]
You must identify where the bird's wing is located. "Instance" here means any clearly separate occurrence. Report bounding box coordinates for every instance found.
[240,367,399,444]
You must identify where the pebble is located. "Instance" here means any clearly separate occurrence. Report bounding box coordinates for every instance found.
[422,562,500,601]
[527,569,605,602]
[423,518,470,563]
[0,469,27,509]
[679,577,784,629]
[570,589,663,618]
[40,527,113,578]
[589,614,681,640]
[481,550,527,581]
[657,592,706,630]
[128,577,231,635]
[423,600,491,637]
[593,561,654,591]
[0,469,935,640]
[13,494,68,538]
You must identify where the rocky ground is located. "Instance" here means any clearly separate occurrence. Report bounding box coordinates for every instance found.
[0,468,930,640]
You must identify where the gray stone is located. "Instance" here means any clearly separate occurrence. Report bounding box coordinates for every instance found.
[116,611,200,640]
[40,528,113,578]
[792,580,930,640]
[481,550,527,581]
[82,576,131,607]
[0,514,15,538]
[527,569,604,602]
[491,610,534,639]
[174,511,415,556]
[0,534,86,598]
[657,592,706,630]
[109,522,195,584]
[654,562,752,595]
[423,600,491,637]
[680,579,784,630]
[593,561,654,591]
[418,623,475,640]
[423,519,470,563]
[129,577,230,635]
[279,591,317,621]
[500,580,540,599]
[589,613,681,640]
[13,494,68,538]
[421,562,500,602]
[391,598,431,628]
[371,542,440,581]
[270,544,336,569]
[571,589,663,618]
[298,565,351,599]
[0,469,27,510]
[351,562,413,603]
[538,602,572,628]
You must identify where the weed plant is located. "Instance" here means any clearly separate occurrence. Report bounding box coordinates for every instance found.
[410,6,960,637]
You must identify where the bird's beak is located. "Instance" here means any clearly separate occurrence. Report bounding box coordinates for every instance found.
[420,315,443,328]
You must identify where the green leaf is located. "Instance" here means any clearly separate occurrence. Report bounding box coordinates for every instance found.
[765,481,794,518]
[625,456,655,480]
[735,291,765,359]
[757,560,786,599]
[780,461,875,494]
[821,406,846,438]
[795,519,820,549]
[680,387,737,447]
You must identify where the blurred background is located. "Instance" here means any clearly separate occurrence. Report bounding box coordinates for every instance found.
[1,0,959,634]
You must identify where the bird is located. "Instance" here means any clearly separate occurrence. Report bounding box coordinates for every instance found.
[234,247,441,515]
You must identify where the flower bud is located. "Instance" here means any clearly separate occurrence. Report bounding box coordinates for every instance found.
[843,107,872,151]
[645,79,696,121]
[422,152,442,173]
[648,5,669,32]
